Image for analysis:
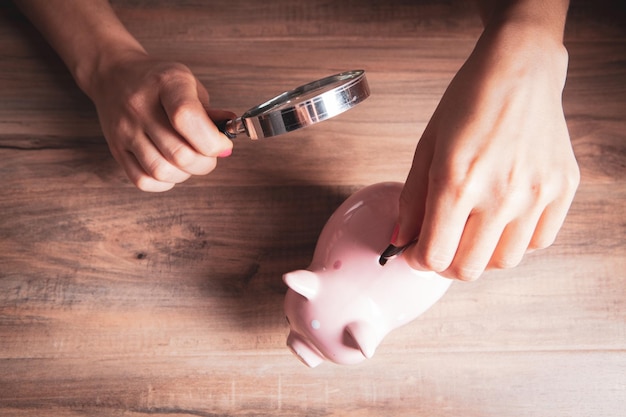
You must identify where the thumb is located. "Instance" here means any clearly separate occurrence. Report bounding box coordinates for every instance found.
[396,122,437,248]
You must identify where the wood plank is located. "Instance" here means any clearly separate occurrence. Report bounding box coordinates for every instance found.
[1,353,624,416]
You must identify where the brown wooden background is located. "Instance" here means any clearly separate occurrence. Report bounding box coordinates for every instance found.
[1,1,624,416]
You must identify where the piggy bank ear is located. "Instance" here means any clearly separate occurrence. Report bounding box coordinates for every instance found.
[283,270,320,300]
[345,321,383,359]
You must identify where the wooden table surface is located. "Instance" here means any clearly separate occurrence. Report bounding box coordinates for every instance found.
[1,1,624,416]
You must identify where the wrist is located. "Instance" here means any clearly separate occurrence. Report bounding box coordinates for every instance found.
[73,37,147,100]
[478,15,569,88]
[76,47,148,101]
[479,0,569,42]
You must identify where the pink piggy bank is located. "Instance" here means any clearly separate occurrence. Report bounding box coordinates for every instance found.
[283,182,451,367]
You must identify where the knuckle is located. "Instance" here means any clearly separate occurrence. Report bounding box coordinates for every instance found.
[452,265,483,282]
[528,180,546,201]
[124,132,145,152]
[149,63,193,90]
[168,144,197,168]
[412,250,451,273]
[145,158,176,182]
[169,146,218,175]
[529,235,555,251]
[531,164,580,205]
[430,167,461,195]
[193,158,218,176]
[109,128,131,147]
[134,175,174,193]
[126,90,149,115]
[202,157,218,174]
[430,166,478,205]
[168,101,198,132]
[491,255,522,270]
[133,176,154,191]
[157,63,193,82]
[404,254,425,271]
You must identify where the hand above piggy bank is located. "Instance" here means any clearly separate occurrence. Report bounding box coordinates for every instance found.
[283,182,452,367]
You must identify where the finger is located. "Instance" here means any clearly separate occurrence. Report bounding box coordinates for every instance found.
[402,111,475,273]
[127,132,191,184]
[159,75,232,157]
[398,140,431,246]
[117,150,176,192]
[145,110,219,176]
[397,116,439,247]
[403,183,473,273]
[441,210,507,281]
[529,195,575,251]
[488,205,545,270]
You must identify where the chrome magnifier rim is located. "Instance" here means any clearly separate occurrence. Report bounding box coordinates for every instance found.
[221,70,369,140]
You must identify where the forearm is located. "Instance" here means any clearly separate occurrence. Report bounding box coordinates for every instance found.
[13,0,146,97]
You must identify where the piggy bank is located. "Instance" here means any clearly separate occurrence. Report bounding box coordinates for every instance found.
[283,182,451,367]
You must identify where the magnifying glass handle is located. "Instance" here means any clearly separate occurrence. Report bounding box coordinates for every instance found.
[217,118,245,139]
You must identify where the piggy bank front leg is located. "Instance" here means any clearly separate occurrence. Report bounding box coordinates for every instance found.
[344,321,385,360]
[286,330,325,368]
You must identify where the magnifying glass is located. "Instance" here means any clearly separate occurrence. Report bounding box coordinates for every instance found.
[218,70,370,140]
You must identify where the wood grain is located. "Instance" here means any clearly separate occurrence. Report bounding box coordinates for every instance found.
[1,1,625,416]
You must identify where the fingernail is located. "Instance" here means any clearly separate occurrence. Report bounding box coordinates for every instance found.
[381,243,404,258]
[218,148,232,158]
[390,223,400,245]
[379,243,409,266]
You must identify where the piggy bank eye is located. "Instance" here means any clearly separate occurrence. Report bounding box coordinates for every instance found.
[285,315,291,325]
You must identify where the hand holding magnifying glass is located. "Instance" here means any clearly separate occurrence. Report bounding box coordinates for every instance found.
[91,63,369,192]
